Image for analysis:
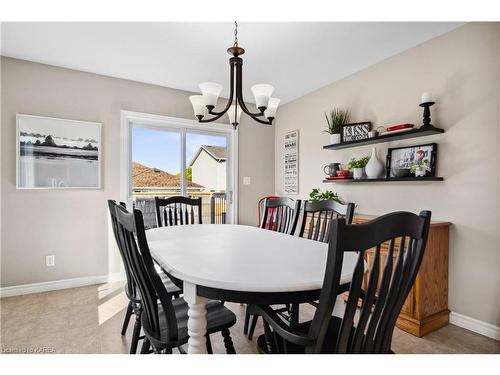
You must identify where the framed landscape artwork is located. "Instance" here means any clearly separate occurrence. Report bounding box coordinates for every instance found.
[16,114,102,189]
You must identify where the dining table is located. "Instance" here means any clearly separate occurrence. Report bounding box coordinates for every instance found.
[146,224,358,354]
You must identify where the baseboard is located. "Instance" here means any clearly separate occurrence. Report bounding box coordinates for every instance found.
[450,311,500,341]
[0,273,125,298]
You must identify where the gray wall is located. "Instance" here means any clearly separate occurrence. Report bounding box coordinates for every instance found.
[0,57,275,287]
[275,23,500,326]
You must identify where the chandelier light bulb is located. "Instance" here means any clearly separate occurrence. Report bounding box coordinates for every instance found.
[228,104,242,126]
[199,82,223,109]
[251,84,274,111]
[189,95,207,119]
[264,98,280,119]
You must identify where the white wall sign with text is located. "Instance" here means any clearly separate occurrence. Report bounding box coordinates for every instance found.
[284,130,299,194]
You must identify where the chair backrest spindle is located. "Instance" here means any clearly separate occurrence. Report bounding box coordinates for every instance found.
[154,196,202,227]
[259,197,301,235]
[298,200,355,242]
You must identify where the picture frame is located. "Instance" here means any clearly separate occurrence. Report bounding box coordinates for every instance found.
[341,121,372,142]
[386,143,437,178]
[16,114,102,189]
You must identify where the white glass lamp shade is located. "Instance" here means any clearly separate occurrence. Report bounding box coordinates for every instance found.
[199,82,223,107]
[264,98,280,119]
[251,84,274,109]
[228,105,242,125]
[189,95,207,118]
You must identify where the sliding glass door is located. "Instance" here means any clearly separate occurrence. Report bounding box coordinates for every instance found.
[127,115,235,227]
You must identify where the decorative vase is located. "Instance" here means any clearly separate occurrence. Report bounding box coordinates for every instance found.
[330,133,341,144]
[365,147,384,179]
[353,167,364,179]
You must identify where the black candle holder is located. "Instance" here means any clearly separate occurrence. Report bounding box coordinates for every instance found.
[419,101,435,129]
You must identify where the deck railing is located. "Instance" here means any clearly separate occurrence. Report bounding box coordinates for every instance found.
[210,193,227,224]
[133,192,227,229]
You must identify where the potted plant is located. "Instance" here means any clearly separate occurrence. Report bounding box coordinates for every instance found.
[347,156,369,179]
[324,108,350,144]
[410,159,431,177]
[309,188,343,203]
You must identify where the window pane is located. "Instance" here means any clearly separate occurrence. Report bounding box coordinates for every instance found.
[186,132,228,224]
[131,126,181,229]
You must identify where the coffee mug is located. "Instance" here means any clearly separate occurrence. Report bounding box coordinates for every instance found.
[323,163,341,176]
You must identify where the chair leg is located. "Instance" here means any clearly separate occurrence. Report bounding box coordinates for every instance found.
[130,310,142,354]
[164,346,173,354]
[290,303,299,327]
[248,315,258,340]
[140,338,151,354]
[206,334,213,354]
[243,308,250,335]
[221,329,236,354]
[121,301,133,335]
[263,320,275,354]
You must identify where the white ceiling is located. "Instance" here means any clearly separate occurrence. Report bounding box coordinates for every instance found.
[1,22,463,104]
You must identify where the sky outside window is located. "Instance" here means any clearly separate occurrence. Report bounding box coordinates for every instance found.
[132,127,226,174]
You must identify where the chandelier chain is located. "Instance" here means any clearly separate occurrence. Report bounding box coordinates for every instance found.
[233,21,238,47]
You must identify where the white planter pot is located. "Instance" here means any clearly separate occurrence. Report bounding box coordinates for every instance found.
[329,133,341,144]
[365,147,384,178]
[414,169,426,177]
[353,168,364,179]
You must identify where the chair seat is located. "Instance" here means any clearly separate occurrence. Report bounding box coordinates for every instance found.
[143,298,237,347]
[257,316,344,354]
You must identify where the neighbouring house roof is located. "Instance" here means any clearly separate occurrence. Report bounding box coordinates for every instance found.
[189,145,227,166]
[132,162,203,189]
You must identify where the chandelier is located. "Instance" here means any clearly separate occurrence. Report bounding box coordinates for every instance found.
[189,22,280,129]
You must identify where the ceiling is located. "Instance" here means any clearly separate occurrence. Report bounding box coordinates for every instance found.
[1,22,463,104]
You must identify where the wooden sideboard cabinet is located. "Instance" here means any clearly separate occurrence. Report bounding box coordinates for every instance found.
[351,216,451,337]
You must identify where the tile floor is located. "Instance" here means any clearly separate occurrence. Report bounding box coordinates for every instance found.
[1,282,499,354]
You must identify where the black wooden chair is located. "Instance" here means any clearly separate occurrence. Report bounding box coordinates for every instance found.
[255,210,432,353]
[298,200,355,243]
[155,196,202,227]
[244,197,302,340]
[259,197,301,235]
[113,202,237,354]
[286,199,357,324]
[108,200,181,354]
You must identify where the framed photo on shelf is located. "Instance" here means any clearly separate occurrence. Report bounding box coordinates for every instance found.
[386,143,437,178]
[16,114,102,189]
[341,121,372,142]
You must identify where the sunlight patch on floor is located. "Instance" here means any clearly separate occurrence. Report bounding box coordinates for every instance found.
[98,291,128,325]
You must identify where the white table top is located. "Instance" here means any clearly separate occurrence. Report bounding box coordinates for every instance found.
[147,224,358,293]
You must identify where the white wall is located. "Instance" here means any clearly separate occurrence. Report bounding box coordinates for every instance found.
[0,57,275,287]
[274,23,500,327]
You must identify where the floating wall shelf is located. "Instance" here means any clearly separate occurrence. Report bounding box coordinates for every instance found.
[323,127,445,150]
[323,177,444,183]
